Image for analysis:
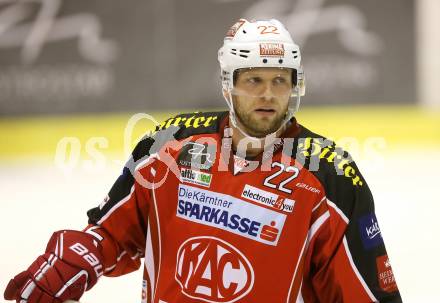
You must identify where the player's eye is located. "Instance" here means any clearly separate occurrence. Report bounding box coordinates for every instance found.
[246,77,262,85]
[273,77,288,85]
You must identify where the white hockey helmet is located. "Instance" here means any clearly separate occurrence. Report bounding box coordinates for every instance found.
[218,18,305,136]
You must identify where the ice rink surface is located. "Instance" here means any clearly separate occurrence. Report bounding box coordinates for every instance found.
[1,148,439,302]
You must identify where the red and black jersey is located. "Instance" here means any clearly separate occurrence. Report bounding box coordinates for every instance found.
[87,111,401,303]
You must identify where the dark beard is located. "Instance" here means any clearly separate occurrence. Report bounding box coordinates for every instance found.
[234,108,287,137]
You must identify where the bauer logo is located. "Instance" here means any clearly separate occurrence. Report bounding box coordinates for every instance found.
[177,184,286,246]
[260,43,285,57]
[180,168,212,187]
[376,255,398,293]
[358,213,383,249]
[175,236,254,303]
[241,184,294,213]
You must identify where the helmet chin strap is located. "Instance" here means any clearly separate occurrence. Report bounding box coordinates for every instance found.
[223,92,301,142]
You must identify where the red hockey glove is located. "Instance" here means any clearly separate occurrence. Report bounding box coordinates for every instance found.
[4,230,104,303]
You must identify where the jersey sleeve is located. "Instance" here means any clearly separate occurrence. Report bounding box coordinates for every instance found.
[86,137,155,277]
[302,156,402,302]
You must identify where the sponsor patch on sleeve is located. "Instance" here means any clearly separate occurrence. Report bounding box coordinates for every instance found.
[358,213,383,249]
[376,255,398,292]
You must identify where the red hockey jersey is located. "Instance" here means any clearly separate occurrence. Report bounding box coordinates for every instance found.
[87,111,401,303]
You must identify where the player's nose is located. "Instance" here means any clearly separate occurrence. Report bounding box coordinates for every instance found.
[260,82,277,101]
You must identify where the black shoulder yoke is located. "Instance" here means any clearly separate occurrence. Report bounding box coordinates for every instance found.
[294,125,371,218]
[155,111,229,140]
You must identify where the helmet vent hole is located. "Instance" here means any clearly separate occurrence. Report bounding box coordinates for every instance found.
[263,59,268,63]
[239,54,248,58]
[292,51,298,54]
[243,30,247,34]
[293,55,298,59]
[239,49,250,53]
[278,59,283,64]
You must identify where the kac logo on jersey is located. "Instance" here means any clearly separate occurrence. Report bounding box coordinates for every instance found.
[175,237,254,303]
[358,213,383,249]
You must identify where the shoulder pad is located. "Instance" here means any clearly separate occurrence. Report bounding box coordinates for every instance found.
[295,125,371,218]
[128,111,227,163]
[296,126,365,188]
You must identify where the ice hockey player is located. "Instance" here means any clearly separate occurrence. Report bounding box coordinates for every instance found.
[4,18,402,303]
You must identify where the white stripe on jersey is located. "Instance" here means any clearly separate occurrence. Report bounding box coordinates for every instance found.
[104,250,129,273]
[311,196,326,212]
[295,280,304,303]
[135,153,159,172]
[85,226,104,241]
[151,181,162,302]
[307,210,330,246]
[97,185,135,225]
[326,199,349,224]
[342,236,378,302]
[145,221,155,303]
[59,233,64,258]
[325,199,376,301]
[286,238,307,303]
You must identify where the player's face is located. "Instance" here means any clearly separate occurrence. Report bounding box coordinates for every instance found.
[232,67,292,137]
